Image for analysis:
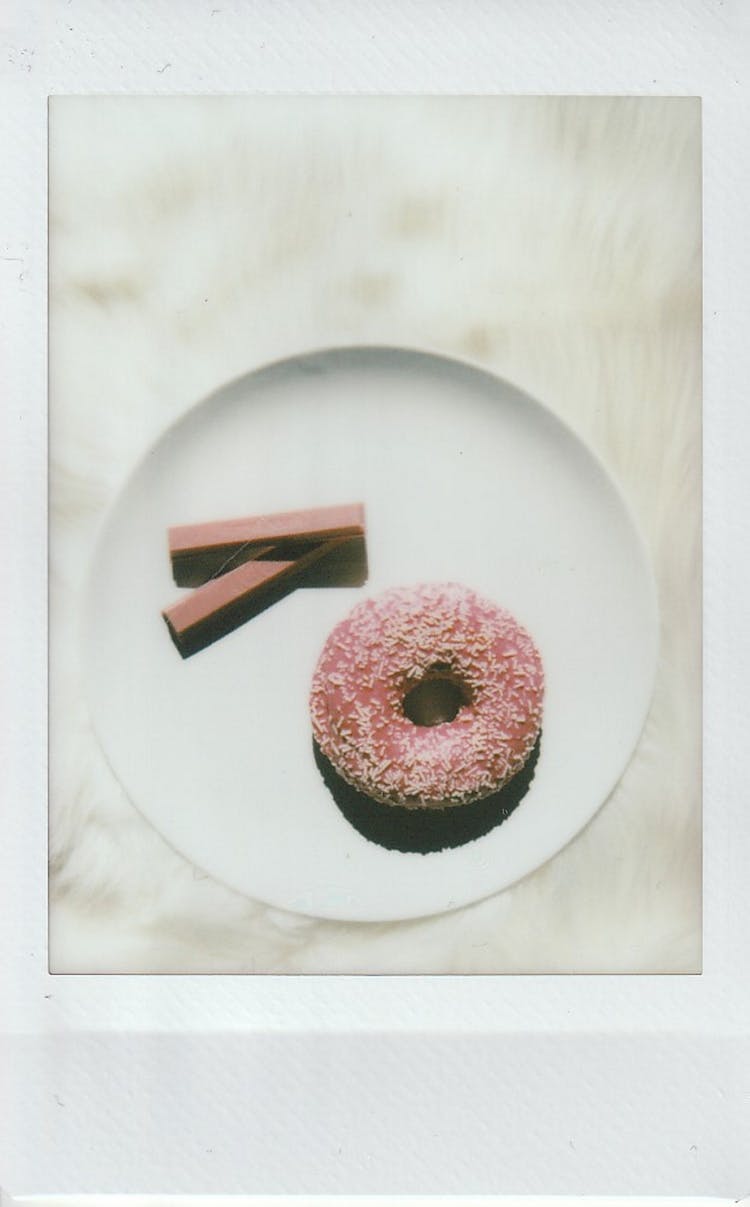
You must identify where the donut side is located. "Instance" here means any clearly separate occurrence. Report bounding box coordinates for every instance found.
[313,730,542,854]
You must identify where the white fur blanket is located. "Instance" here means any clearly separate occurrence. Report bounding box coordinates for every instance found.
[48,96,701,972]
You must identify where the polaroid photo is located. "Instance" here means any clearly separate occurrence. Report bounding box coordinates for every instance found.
[3,0,749,1198]
[48,92,701,975]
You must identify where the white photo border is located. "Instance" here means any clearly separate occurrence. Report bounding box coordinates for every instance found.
[2,0,749,1195]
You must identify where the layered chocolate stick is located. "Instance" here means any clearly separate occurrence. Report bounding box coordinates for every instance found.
[163,535,357,659]
[169,502,366,586]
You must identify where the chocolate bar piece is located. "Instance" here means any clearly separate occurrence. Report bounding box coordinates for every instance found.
[169,502,365,586]
[292,533,367,589]
[162,536,355,658]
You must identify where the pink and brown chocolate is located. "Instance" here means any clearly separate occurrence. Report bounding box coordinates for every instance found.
[161,502,367,657]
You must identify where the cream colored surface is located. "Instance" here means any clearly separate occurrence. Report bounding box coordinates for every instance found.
[48,96,701,972]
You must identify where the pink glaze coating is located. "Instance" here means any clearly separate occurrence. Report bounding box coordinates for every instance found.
[309,583,544,809]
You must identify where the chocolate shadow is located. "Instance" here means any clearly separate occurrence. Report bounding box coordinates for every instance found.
[313,731,541,854]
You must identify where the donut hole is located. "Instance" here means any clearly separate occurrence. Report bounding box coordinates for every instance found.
[402,671,471,727]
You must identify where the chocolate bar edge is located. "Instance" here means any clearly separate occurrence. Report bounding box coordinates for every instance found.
[168,502,366,557]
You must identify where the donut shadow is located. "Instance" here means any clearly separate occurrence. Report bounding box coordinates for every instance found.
[312,732,542,855]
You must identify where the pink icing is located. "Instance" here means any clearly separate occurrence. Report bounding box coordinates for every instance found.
[310,582,544,809]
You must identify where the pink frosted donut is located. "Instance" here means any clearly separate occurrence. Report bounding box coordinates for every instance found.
[310,582,544,809]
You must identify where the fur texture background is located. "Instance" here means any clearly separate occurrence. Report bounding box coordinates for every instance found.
[48,96,701,972]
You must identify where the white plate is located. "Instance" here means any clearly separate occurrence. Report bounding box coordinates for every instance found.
[83,346,658,922]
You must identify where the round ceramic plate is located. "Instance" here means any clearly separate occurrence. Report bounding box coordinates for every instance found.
[83,346,658,921]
